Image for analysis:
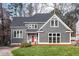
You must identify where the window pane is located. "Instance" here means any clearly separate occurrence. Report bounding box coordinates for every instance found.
[14,31,16,37]
[25,24,28,27]
[53,37,56,43]
[49,37,52,43]
[20,31,23,38]
[35,25,37,29]
[51,20,54,26]
[17,31,19,38]
[32,24,34,27]
[57,33,60,36]
[28,24,38,29]
[20,31,22,33]
[55,20,58,26]
[28,24,32,29]
[57,37,60,43]
[53,33,56,36]
[49,33,52,36]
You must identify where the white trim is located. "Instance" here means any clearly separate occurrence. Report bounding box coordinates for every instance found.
[38,32,71,44]
[50,19,59,27]
[38,42,71,44]
[24,22,45,23]
[37,31,44,32]
[38,15,54,31]
[27,33,28,42]
[38,14,72,31]
[26,32,37,33]
[13,29,23,38]
[66,31,73,32]
[38,33,40,44]
[48,32,61,43]
[26,24,38,29]
[70,32,71,44]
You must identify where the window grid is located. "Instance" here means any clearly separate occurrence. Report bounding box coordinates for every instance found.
[27,24,38,29]
[48,33,61,43]
[13,30,23,38]
[50,19,59,27]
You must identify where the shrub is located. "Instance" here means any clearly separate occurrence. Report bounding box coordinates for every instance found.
[71,40,77,46]
[20,41,32,48]
[72,40,79,46]
[75,41,79,46]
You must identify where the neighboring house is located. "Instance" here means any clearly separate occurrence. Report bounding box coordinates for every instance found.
[10,10,73,45]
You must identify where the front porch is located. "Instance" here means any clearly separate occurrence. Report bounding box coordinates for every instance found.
[26,33,38,45]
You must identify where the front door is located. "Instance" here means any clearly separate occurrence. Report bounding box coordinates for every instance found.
[32,35,34,42]
[28,33,37,44]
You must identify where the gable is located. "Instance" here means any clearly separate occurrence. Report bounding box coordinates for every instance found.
[38,14,73,31]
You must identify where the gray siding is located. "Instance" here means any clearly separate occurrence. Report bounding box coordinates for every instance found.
[11,23,44,43]
[39,19,70,43]
[11,27,27,43]
[11,18,71,43]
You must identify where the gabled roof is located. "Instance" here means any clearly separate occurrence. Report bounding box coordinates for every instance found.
[12,9,71,31]
[11,13,53,26]
[38,14,73,31]
[11,9,64,26]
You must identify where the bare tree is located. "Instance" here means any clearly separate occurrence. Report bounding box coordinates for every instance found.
[0,3,11,46]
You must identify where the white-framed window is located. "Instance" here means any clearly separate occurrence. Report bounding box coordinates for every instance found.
[13,30,23,38]
[50,18,59,27]
[48,33,61,43]
[26,24,38,29]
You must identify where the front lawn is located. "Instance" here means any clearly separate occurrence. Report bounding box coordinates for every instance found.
[12,46,79,56]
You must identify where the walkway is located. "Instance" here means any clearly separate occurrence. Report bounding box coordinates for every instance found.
[0,47,18,56]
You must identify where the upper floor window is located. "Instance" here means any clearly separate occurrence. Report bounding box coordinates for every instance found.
[50,18,59,27]
[13,30,23,38]
[26,24,38,29]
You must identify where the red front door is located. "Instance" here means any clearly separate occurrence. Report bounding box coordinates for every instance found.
[32,36,34,42]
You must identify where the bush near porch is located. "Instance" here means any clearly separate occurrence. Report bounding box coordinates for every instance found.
[12,46,79,56]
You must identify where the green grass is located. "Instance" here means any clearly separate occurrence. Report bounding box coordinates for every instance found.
[12,46,79,56]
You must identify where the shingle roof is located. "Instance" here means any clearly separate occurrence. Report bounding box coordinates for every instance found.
[11,13,53,26]
[11,9,64,26]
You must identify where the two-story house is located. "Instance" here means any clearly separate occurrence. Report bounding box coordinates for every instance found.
[10,9,73,45]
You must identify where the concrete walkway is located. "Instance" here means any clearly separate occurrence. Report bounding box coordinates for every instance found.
[0,47,18,56]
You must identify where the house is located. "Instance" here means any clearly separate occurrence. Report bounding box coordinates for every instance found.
[10,10,73,45]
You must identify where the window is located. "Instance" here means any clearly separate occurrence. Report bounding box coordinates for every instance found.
[48,33,52,43]
[14,31,16,37]
[51,20,54,26]
[49,37,52,43]
[53,33,56,43]
[50,18,59,27]
[17,31,19,38]
[13,30,23,38]
[20,31,23,38]
[26,24,38,29]
[48,33,61,43]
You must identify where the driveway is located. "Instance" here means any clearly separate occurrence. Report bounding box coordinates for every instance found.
[0,47,18,56]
